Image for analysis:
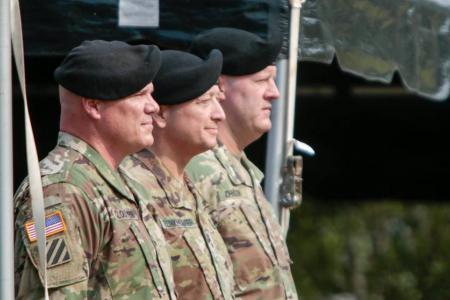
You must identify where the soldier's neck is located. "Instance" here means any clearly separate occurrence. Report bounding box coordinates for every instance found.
[93,143,126,170]
[218,122,248,156]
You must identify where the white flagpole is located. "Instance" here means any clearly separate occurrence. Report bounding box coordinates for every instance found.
[0,0,15,297]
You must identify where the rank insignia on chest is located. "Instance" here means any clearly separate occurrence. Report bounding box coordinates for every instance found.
[24,210,67,243]
[160,217,196,229]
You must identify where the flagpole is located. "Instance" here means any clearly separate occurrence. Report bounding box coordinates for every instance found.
[0,0,15,298]
[265,58,288,221]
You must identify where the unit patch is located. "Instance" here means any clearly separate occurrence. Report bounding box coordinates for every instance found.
[24,210,67,243]
[161,218,196,229]
[46,237,72,268]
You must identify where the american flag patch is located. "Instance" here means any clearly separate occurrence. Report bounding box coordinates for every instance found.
[24,211,67,243]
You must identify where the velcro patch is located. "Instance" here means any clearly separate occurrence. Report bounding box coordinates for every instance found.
[161,217,196,229]
[47,237,72,268]
[25,211,67,243]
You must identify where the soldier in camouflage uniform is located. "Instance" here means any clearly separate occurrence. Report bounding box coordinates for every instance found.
[14,40,176,299]
[120,50,235,300]
[186,28,299,299]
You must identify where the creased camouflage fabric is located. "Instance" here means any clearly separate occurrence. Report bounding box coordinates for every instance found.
[14,132,176,299]
[186,145,298,300]
[120,149,234,300]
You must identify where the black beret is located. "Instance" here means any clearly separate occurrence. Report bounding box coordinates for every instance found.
[54,40,161,100]
[189,27,281,76]
[153,49,223,105]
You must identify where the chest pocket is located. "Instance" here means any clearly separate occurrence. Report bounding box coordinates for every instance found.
[103,220,171,299]
[217,196,292,291]
[217,193,276,263]
[183,227,226,300]
[241,199,293,268]
[159,212,224,299]
[254,187,293,267]
[198,212,235,300]
[131,223,173,297]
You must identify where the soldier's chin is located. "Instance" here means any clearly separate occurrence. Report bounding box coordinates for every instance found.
[140,135,155,149]
[202,138,218,152]
[259,119,272,133]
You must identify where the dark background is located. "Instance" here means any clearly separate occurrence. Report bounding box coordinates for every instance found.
[15,0,450,199]
[13,57,450,200]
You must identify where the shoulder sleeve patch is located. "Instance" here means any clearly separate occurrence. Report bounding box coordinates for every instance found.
[24,211,67,243]
[20,206,89,288]
[46,236,72,268]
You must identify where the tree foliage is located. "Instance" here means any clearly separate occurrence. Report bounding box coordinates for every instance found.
[287,199,450,299]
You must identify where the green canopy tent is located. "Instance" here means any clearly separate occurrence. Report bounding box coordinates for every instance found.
[266,0,450,235]
[297,0,450,101]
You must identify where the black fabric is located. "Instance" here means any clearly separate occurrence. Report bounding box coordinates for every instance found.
[54,40,161,100]
[153,49,222,105]
[21,1,286,57]
[189,27,281,76]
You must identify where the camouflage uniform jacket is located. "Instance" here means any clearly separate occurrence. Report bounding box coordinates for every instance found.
[14,132,176,300]
[120,149,234,300]
[186,145,298,300]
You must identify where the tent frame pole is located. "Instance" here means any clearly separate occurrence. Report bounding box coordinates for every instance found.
[265,0,305,233]
[265,59,288,221]
[1,0,15,298]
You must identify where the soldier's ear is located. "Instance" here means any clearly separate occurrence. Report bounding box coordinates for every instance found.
[81,98,102,120]
[218,76,226,93]
[154,105,167,129]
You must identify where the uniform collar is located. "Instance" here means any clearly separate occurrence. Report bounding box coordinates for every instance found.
[241,152,264,183]
[132,149,195,210]
[57,131,135,201]
[213,143,264,187]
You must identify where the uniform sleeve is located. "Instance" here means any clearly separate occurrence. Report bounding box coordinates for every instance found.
[14,182,107,299]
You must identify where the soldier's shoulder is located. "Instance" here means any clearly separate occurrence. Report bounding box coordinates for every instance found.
[14,147,95,206]
[186,150,223,183]
[44,146,103,190]
[39,146,86,182]
[14,147,72,198]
